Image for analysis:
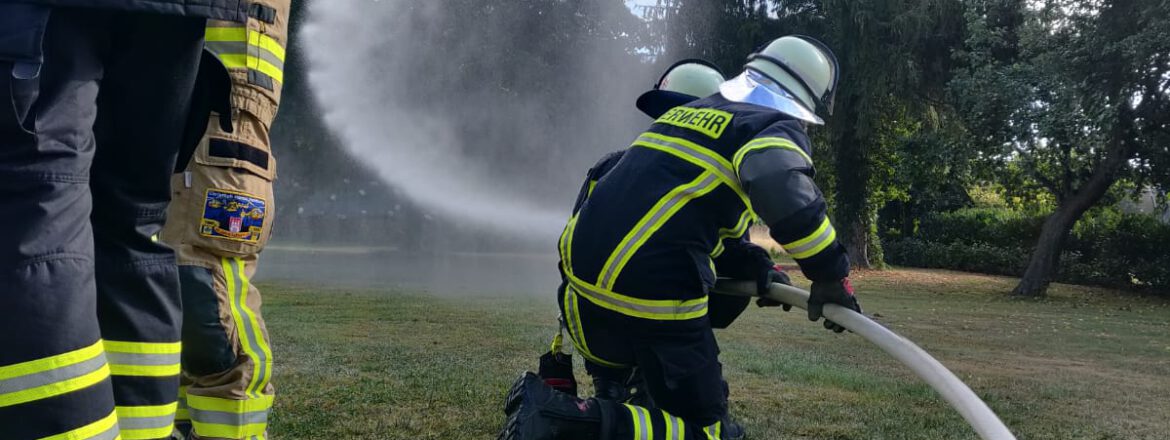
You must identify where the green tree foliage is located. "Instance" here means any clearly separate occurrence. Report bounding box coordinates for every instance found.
[951,0,1170,296]
[656,0,965,269]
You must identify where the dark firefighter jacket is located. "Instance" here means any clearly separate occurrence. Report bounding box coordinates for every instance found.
[0,0,248,69]
[559,94,850,322]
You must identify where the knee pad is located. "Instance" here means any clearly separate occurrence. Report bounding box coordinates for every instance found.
[178,265,237,375]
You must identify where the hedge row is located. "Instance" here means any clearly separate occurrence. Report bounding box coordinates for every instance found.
[885,208,1170,291]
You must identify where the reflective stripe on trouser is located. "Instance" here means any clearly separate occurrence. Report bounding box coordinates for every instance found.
[204,24,286,86]
[623,404,725,440]
[39,409,122,440]
[104,340,181,439]
[166,254,273,439]
[0,341,110,408]
[187,394,273,439]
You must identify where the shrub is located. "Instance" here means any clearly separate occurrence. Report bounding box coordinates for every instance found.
[885,207,1170,293]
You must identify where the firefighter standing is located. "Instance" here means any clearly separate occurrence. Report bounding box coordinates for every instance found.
[0,1,248,439]
[502,35,860,440]
[157,1,290,438]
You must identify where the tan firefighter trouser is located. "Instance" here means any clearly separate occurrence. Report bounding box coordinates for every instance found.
[161,1,288,438]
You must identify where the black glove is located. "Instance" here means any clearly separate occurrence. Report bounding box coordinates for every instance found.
[808,277,861,333]
[756,264,794,311]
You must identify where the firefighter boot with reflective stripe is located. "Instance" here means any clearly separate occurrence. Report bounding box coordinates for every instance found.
[500,372,603,440]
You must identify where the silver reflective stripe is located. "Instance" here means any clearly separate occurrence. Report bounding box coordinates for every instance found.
[666,411,683,440]
[119,414,175,430]
[635,407,650,440]
[204,41,285,73]
[105,352,180,367]
[0,353,106,395]
[598,172,721,288]
[785,222,835,257]
[225,258,270,397]
[89,422,121,440]
[189,407,269,426]
[635,134,739,186]
[569,277,707,317]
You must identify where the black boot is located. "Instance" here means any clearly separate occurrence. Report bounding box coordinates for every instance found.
[721,415,746,440]
[592,377,630,402]
[500,372,604,440]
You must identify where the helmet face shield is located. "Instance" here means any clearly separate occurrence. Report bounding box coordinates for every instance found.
[745,35,839,117]
[719,70,824,124]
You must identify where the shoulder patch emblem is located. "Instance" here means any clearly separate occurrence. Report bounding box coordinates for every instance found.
[200,189,266,243]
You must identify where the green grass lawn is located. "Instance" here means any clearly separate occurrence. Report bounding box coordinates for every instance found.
[260,268,1170,439]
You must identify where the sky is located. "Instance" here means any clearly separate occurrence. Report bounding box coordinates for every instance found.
[625,0,658,17]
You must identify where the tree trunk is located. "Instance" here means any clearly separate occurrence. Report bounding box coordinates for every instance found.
[1013,137,1132,297]
[1011,205,1079,297]
[830,93,878,269]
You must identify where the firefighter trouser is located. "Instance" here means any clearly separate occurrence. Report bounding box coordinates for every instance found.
[0,9,205,440]
[161,97,278,439]
[558,284,731,440]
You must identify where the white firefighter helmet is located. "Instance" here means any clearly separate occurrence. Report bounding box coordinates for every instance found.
[637,59,726,118]
[720,35,839,124]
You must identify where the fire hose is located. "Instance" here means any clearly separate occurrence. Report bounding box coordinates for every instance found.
[712,280,1017,440]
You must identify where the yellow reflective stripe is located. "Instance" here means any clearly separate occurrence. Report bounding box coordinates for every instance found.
[235,258,273,398]
[587,180,598,197]
[662,410,684,440]
[565,272,708,321]
[215,54,284,84]
[732,137,812,174]
[189,422,266,439]
[186,393,274,413]
[642,407,654,440]
[39,409,121,440]
[205,26,286,84]
[117,403,176,418]
[204,26,245,42]
[116,403,176,440]
[0,340,104,380]
[107,364,179,377]
[102,341,180,355]
[104,340,181,377]
[598,171,722,289]
[633,132,750,207]
[625,405,649,440]
[711,208,756,258]
[549,330,564,354]
[222,258,263,400]
[561,287,626,369]
[702,420,722,440]
[204,27,286,61]
[782,217,837,259]
[558,214,579,275]
[223,258,273,399]
[187,393,272,438]
[176,385,189,422]
[0,341,110,408]
[662,410,674,440]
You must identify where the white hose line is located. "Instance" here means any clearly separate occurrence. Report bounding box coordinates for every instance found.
[712,280,1017,440]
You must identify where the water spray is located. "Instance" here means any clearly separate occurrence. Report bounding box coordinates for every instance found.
[713,280,1018,440]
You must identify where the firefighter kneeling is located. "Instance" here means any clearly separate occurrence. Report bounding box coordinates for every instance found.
[500,35,862,440]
